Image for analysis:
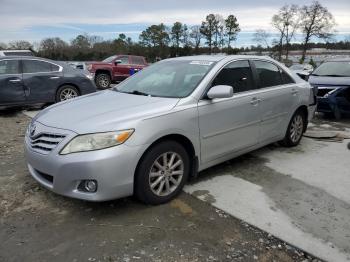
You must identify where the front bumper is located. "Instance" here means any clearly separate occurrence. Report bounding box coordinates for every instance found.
[24,126,147,202]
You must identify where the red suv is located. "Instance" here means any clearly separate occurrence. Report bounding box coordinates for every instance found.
[87,55,148,89]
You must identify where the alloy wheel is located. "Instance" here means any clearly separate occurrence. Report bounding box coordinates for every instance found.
[149,152,184,197]
[59,88,78,101]
[290,114,304,143]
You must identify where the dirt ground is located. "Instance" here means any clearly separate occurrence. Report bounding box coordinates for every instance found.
[0,110,320,262]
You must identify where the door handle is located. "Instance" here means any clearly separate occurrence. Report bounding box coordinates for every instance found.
[250,97,261,106]
[50,76,60,79]
[9,79,21,83]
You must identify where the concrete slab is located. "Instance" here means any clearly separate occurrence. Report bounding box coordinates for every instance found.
[22,110,40,119]
[185,120,350,262]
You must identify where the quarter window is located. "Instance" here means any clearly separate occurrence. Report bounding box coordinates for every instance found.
[212,60,255,93]
[254,61,283,88]
[0,60,20,74]
[22,60,58,73]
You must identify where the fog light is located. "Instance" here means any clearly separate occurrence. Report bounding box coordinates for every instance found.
[84,180,97,192]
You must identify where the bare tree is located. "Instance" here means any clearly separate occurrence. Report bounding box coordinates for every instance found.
[272,5,300,61]
[190,25,202,52]
[214,14,225,50]
[252,29,271,48]
[0,42,7,50]
[299,1,336,62]
[8,40,32,50]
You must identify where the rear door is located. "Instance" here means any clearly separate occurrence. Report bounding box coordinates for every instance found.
[0,59,25,105]
[22,59,63,103]
[251,60,298,142]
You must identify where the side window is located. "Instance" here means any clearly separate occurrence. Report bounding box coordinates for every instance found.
[117,56,129,65]
[281,70,295,84]
[22,60,56,73]
[131,56,145,65]
[254,61,283,88]
[0,60,20,74]
[212,60,255,93]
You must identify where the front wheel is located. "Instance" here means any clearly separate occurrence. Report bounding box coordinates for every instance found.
[95,73,111,89]
[134,141,190,205]
[280,110,306,147]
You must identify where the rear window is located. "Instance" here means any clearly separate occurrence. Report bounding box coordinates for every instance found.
[3,51,33,56]
[254,60,283,88]
[23,60,59,73]
[313,61,350,77]
[131,56,145,65]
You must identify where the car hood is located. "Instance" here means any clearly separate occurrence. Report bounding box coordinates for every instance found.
[35,90,180,134]
[309,75,350,87]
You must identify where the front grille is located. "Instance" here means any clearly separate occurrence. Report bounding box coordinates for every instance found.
[30,132,66,154]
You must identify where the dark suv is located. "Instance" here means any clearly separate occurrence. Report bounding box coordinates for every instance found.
[87,55,148,89]
[0,56,96,107]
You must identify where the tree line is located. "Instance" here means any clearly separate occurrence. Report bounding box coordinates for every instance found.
[0,1,342,63]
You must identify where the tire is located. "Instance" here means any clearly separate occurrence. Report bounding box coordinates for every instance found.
[134,141,190,205]
[55,85,79,102]
[95,73,111,89]
[280,110,306,147]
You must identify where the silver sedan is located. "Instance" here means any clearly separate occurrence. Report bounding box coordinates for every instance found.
[25,55,316,204]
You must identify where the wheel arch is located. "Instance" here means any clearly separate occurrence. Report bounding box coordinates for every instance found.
[95,69,112,78]
[134,133,199,187]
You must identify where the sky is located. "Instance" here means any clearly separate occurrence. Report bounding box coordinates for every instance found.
[0,0,350,47]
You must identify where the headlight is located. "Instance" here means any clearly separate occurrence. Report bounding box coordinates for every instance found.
[60,129,134,155]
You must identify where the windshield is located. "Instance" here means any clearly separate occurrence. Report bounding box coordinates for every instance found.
[103,55,117,63]
[116,60,215,98]
[312,61,350,77]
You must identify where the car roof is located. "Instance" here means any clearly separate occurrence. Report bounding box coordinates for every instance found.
[0,56,52,62]
[166,55,273,62]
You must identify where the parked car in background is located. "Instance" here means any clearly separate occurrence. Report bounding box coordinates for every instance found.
[87,55,148,89]
[309,58,350,119]
[0,50,34,57]
[0,56,96,107]
[290,63,314,80]
[25,55,316,205]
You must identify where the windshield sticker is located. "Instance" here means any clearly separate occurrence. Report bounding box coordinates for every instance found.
[190,61,214,66]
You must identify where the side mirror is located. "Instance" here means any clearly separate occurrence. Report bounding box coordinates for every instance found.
[115,60,122,65]
[207,85,234,99]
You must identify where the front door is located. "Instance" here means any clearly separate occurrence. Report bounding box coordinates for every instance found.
[0,59,25,105]
[22,59,62,103]
[113,56,131,81]
[198,60,260,163]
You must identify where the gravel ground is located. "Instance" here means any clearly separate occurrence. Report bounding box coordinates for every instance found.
[0,109,321,262]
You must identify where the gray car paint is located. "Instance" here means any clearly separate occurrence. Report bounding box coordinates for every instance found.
[0,56,96,106]
[25,55,316,201]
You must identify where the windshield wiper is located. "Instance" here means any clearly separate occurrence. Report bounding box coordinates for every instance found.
[122,90,151,96]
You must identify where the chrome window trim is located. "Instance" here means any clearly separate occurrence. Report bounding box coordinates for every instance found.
[21,58,63,74]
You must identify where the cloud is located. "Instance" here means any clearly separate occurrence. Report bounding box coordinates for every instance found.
[0,0,349,43]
